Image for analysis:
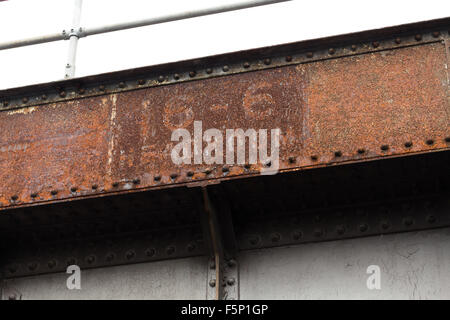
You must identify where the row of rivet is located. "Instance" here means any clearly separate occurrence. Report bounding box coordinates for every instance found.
[5,242,199,275]
[0,30,447,111]
[2,136,448,207]
[288,137,450,164]
[245,213,439,247]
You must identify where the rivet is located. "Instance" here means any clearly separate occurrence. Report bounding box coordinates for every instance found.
[28,262,38,271]
[270,233,281,243]
[86,255,95,264]
[50,190,58,196]
[357,148,365,154]
[11,195,18,201]
[263,58,271,65]
[288,156,296,164]
[285,55,292,62]
[48,259,56,269]
[209,279,216,287]
[311,155,318,161]
[336,225,345,235]
[166,246,175,255]
[372,41,380,48]
[30,193,38,199]
[328,48,335,55]
[427,215,436,224]
[138,79,146,85]
[222,166,229,173]
[118,82,125,88]
[381,221,390,230]
[78,88,85,95]
[99,85,105,92]
[403,217,414,227]
[146,248,156,257]
[395,37,401,44]
[59,91,66,97]
[314,228,323,237]
[187,243,196,252]
[22,97,28,103]
[227,259,236,268]
[404,141,413,148]
[415,34,422,41]
[334,151,342,157]
[227,278,235,286]
[380,145,389,151]
[204,168,212,175]
[158,75,165,82]
[359,223,368,232]
[264,160,272,167]
[244,163,251,169]
[154,175,161,181]
[432,31,440,38]
[173,73,180,80]
[249,235,259,245]
[187,171,194,177]
[125,250,136,260]
[426,139,434,145]
[306,52,313,58]
[112,182,119,188]
[105,253,115,262]
[292,231,302,241]
[70,187,77,193]
[91,184,98,190]
[351,45,357,51]
[243,62,250,68]
[41,94,47,100]
[132,178,140,185]
[206,68,213,74]
[170,173,178,179]
[8,265,17,274]
[222,65,229,72]
[189,71,196,78]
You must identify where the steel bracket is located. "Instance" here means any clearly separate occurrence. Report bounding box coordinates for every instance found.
[202,187,239,300]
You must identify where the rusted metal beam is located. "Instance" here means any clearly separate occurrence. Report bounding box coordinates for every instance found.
[0,18,449,210]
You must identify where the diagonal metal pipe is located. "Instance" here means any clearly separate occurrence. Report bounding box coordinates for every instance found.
[0,0,291,51]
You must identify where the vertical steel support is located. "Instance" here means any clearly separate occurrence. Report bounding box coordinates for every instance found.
[201,187,239,300]
[64,0,83,78]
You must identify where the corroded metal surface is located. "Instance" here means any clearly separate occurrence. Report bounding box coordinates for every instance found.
[0,42,449,209]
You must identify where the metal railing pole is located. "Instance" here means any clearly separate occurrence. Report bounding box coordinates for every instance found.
[0,0,291,51]
[83,0,290,37]
[64,0,83,78]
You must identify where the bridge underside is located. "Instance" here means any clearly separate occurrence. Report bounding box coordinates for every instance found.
[0,18,449,299]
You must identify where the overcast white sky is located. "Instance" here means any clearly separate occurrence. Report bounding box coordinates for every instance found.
[0,0,449,90]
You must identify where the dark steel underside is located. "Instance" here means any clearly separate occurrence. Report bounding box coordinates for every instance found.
[1,150,448,279]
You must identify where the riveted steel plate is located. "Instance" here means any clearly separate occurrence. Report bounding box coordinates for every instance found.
[0,42,448,209]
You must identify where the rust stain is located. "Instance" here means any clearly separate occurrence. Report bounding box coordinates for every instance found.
[0,42,448,209]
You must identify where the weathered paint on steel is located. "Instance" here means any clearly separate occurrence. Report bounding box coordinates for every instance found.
[0,42,448,209]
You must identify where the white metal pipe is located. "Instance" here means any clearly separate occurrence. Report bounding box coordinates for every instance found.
[65,0,83,78]
[0,0,290,51]
[83,0,291,37]
[0,33,65,50]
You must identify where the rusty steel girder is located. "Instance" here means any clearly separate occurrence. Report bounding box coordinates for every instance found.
[0,19,449,210]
